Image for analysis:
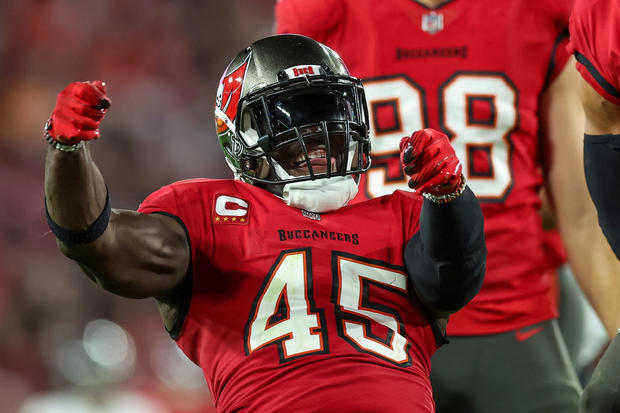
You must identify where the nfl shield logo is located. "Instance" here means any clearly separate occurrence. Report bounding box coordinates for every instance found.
[421,12,444,34]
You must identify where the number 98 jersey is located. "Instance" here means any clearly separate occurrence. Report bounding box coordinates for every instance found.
[276,0,572,335]
[138,179,439,412]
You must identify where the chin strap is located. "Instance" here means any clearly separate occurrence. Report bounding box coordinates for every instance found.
[282,175,358,213]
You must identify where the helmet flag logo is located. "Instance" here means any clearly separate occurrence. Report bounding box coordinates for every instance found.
[216,56,250,134]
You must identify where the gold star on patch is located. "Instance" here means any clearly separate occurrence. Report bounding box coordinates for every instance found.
[240,218,245,222]
[215,217,220,222]
[223,217,228,221]
[232,217,237,222]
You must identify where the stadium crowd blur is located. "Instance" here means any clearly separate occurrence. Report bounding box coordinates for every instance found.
[0,1,275,412]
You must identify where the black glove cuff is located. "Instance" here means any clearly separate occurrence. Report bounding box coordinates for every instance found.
[45,190,111,244]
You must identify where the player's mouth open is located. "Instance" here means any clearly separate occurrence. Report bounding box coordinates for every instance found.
[294,148,335,166]
[288,146,337,176]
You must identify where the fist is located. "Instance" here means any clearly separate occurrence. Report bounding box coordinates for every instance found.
[400,128,463,196]
[48,81,111,144]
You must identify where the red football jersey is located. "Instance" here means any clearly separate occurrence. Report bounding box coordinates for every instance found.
[138,179,439,412]
[568,0,620,104]
[276,0,572,335]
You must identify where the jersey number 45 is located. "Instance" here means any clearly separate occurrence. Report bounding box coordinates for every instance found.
[244,248,413,367]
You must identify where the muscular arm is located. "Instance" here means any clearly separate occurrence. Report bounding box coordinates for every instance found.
[405,187,486,320]
[399,129,486,321]
[540,57,620,337]
[44,80,190,305]
[45,145,189,300]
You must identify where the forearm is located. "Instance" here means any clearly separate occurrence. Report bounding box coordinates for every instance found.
[546,120,620,336]
[558,218,620,337]
[551,173,620,337]
[45,144,107,230]
[419,186,485,261]
[405,187,486,314]
[45,143,116,290]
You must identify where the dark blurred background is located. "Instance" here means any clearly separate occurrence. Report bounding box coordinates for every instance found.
[0,1,275,412]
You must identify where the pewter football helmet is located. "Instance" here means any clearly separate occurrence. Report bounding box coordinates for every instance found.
[214,34,371,186]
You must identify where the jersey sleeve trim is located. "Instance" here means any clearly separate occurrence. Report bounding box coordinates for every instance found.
[575,51,620,101]
[150,211,193,340]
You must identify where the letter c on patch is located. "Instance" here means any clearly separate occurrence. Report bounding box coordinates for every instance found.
[215,195,248,217]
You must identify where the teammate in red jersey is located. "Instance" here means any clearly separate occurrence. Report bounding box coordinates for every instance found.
[277,0,620,411]
[44,34,486,412]
[568,0,620,410]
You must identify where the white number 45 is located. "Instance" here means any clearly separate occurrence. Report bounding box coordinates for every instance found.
[244,248,412,366]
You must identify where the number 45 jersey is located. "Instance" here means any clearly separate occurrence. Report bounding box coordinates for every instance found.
[138,179,439,413]
[276,0,572,335]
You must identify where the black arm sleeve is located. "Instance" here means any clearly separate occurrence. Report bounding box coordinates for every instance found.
[404,186,486,313]
[584,134,620,260]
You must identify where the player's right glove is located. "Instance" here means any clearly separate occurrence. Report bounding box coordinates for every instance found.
[400,128,465,203]
[45,80,111,146]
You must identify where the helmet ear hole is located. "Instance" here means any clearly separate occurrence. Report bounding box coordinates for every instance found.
[240,156,258,173]
[241,156,270,179]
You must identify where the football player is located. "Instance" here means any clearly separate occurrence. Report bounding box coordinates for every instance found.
[276,0,620,411]
[568,0,620,410]
[44,34,486,412]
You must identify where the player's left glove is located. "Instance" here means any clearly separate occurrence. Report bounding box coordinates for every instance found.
[400,128,465,202]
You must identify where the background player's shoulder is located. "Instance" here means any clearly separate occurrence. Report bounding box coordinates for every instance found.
[275,0,346,40]
[532,0,573,25]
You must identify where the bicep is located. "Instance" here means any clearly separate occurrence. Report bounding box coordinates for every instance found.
[60,209,190,299]
[540,57,587,216]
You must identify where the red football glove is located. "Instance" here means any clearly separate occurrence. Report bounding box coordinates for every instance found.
[47,80,111,144]
[400,128,463,196]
